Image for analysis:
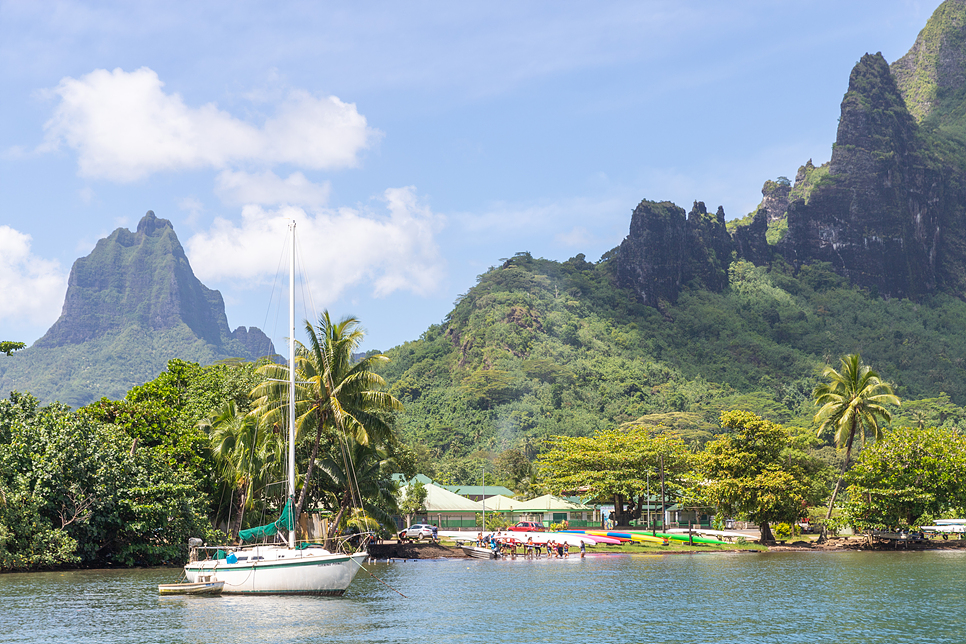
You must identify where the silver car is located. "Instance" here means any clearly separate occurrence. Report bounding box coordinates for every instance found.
[399,524,435,540]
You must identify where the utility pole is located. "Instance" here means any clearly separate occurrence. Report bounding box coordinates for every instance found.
[646,471,651,535]
[660,454,666,533]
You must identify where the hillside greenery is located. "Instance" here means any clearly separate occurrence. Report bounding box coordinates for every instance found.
[0,324,258,408]
[381,251,966,484]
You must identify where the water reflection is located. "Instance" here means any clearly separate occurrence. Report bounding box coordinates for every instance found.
[1,551,964,644]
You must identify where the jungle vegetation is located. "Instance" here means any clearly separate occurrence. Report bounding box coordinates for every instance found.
[381,251,966,487]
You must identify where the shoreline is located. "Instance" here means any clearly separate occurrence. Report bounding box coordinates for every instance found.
[5,536,964,573]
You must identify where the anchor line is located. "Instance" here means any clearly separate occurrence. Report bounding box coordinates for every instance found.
[349,557,408,599]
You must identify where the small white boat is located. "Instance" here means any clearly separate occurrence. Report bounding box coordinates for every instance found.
[461,545,501,559]
[158,580,225,595]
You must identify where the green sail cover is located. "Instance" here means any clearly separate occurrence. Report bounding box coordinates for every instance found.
[238,498,295,543]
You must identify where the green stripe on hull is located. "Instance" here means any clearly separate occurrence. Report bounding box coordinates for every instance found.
[221,589,347,596]
[188,556,352,573]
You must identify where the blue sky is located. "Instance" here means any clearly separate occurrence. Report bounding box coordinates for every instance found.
[0,0,940,355]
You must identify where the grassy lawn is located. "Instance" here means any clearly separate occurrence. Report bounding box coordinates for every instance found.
[586,541,767,554]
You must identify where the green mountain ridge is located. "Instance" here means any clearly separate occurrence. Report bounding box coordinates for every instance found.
[382,251,966,481]
[380,1,966,480]
[0,211,274,407]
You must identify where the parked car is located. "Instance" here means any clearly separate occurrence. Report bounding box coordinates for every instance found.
[509,521,545,532]
[399,524,435,540]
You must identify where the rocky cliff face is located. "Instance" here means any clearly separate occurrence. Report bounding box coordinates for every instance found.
[615,3,966,306]
[892,0,966,123]
[614,200,737,305]
[1,211,274,406]
[759,181,790,224]
[776,52,950,300]
[36,211,240,348]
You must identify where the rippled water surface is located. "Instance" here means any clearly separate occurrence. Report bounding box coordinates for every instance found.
[2,551,965,643]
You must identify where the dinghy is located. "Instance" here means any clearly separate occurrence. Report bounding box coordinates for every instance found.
[158,580,225,595]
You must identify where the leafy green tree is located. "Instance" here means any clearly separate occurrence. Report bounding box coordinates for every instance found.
[0,341,25,356]
[0,391,219,570]
[399,479,428,527]
[694,410,810,543]
[813,353,899,520]
[494,447,532,491]
[250,312,402,523]
[81,358,264,472]
[889,393,966,430]
[537,426,691,525]
[844,426,966,529]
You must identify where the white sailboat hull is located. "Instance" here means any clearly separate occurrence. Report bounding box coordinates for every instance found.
[185,547,368,595]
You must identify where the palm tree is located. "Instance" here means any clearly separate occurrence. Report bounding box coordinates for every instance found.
[813,353,899,523]
[250,311,402,526]
[314,441,400,547]
[199,401,268,538]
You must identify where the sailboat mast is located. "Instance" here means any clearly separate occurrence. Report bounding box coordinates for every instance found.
[288,220,297,549]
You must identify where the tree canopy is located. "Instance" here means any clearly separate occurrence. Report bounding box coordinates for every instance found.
[0,341,25,356]
[693,411,812,542]
[844,425,966,529]
[537,425,691,525]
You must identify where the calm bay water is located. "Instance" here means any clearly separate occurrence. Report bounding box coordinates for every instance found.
[1,551,964,644]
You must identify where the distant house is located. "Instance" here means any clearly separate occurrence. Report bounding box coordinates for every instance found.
[476,493,597,527]
[394,476,483,529]
[513,494,596,527]
[442,484,515,501]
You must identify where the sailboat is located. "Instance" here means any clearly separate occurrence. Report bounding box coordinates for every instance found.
[184,221,369,595]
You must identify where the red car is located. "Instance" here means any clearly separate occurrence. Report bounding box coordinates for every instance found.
[509,521,545,532]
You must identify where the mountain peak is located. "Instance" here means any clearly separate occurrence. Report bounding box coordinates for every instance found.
[6,212,275,406]
[135,210,172,236]
[830,51,917,176]
[892,0,966,123]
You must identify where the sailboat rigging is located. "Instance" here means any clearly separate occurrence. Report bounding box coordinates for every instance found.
[183,220,369,595]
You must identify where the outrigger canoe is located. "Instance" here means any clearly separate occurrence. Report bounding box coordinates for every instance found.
[461,545,501,559]
[638,531,730,545]
[592,531,668,545]
[572,533,622,545]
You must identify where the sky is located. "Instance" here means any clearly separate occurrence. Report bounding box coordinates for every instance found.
[0,0,942,355]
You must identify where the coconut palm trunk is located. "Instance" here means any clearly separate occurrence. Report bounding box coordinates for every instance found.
[295,415,327,520]
[824,417,858,521]
[231,480,249,539]
[812,354,898,541]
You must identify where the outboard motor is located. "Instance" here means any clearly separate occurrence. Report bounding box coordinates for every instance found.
[188,537,203,562]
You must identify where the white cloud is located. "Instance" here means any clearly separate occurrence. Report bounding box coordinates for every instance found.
[185,186,445,304]
[456,194,629,242]
[0,226,67,326]
[78,186,95,204]
[39,67,379,182]
[178,196,205,227]
[555,226,593,247]
[215,169,331,207]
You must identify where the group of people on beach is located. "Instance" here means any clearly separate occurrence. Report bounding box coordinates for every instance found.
[475,532,587,558]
